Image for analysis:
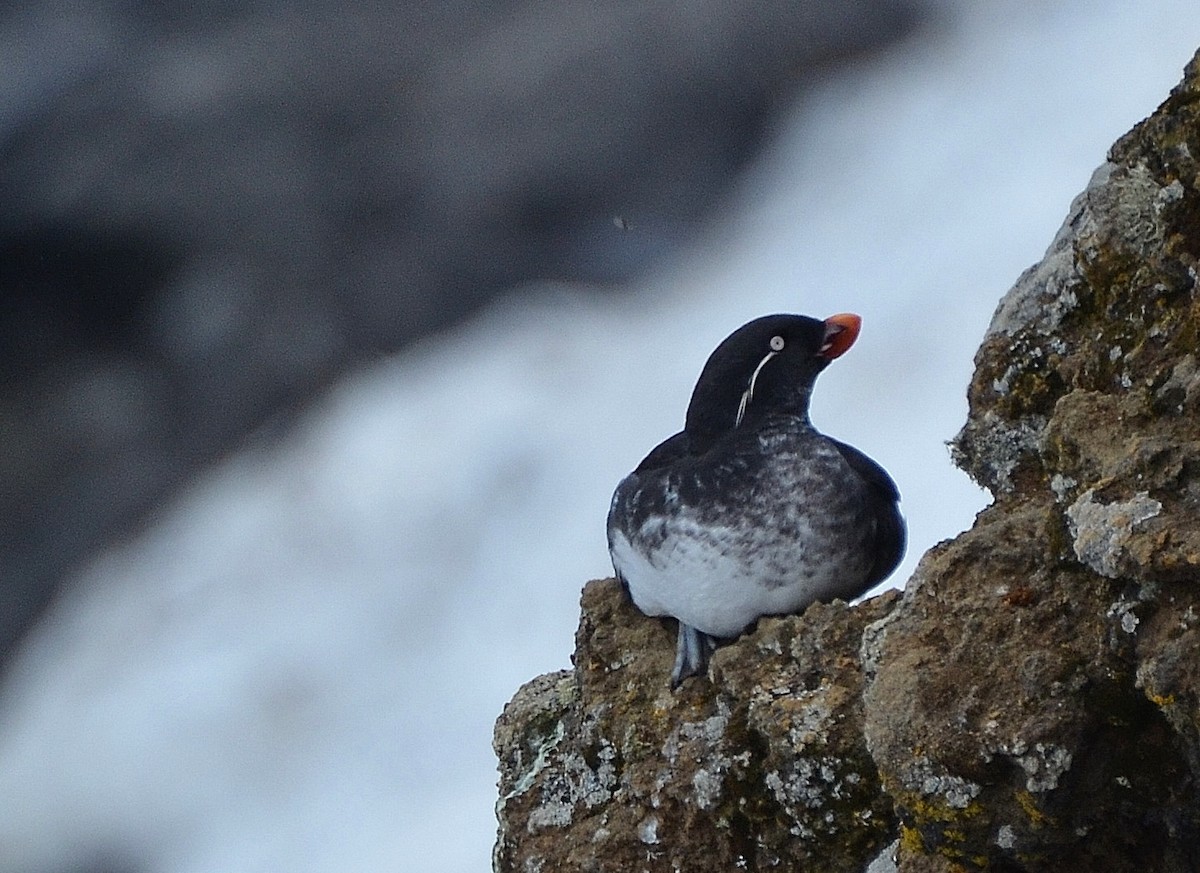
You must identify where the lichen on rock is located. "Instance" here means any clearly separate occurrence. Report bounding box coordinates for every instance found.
[495,48,1200,873]
[876,48,1200,871]
[494,580,900,872]
[1065,488,1163,578]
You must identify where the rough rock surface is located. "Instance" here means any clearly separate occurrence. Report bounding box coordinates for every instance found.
[495,579,901,872]
[495,49,1200,872]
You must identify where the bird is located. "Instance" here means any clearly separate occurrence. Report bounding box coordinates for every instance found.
[606,313,905,687]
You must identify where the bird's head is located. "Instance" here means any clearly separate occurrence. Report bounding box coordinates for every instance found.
[684,313,861,447]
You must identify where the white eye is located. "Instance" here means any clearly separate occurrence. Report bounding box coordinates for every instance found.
[769,335,785,352]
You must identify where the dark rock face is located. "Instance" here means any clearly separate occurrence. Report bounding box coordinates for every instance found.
[0,0,917,666]
[494,49,1200,872]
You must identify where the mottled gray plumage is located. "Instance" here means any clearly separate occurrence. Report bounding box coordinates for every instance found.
[607,313,904,687]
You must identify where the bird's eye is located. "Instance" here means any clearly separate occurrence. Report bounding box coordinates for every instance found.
[769,335,785,351]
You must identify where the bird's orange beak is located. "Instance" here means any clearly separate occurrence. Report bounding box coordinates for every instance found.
[820,313,862,359]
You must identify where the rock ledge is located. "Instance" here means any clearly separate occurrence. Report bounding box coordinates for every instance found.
[495,49,1200,873]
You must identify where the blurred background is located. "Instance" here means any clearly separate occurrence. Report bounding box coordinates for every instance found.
[1,1,1198,871]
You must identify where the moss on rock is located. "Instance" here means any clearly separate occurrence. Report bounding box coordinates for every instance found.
[495,47,1200,873]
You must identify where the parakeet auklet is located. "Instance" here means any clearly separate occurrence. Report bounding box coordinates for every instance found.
[606,313,905,687]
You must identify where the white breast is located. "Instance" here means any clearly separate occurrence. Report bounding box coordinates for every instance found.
[609,508,866,638]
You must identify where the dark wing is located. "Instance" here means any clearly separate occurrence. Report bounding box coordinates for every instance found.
[608,431,691,596]
[608,431,689,542]
[829,438,906,586]
[633,431,690,473]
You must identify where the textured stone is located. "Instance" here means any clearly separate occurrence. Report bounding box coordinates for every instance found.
[876,49,1200,872]
[493,579,899,872]
[495,47,1200,873]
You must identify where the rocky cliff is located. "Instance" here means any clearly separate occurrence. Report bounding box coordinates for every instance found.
[493,50,1200,872]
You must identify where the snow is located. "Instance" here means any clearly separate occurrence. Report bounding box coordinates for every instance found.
[2,3,1198,872]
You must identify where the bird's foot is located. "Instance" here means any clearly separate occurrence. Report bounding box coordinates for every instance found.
[670,622,718,689]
